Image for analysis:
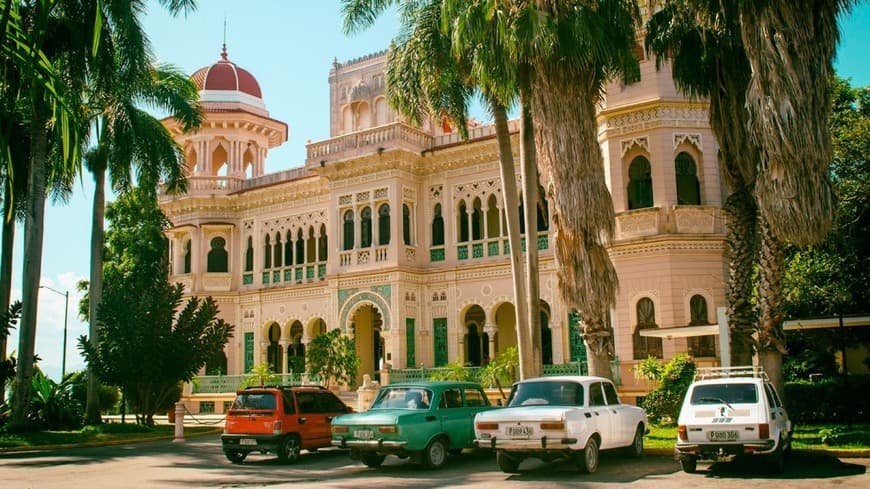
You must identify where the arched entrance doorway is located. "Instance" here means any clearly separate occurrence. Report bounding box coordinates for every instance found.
[287,321,305,373]
[540,301,553,365]
[351,304,384,384]
[493,302,518,357]
[266,322,282,374]
[464,305,489,366]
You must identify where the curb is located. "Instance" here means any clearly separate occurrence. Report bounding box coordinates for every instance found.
[0,427,222,454]
[643,446,870,459]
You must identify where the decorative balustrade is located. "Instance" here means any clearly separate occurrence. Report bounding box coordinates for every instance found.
[672,205,720,234]
[306,123,434,163]
[191,372,322,394]
[387,358,622,387]
[242,167,310,190]
[375,246,388,262]
[615,207,661,240]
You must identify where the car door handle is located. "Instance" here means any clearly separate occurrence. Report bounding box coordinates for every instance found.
[299,417,307,424]
[326,416,334,421]
[611,410,617,414]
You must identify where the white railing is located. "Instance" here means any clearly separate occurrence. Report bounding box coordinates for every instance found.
[306,122,434,162]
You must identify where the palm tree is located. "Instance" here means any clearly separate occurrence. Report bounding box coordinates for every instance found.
[645,0,760,367]
[344,0,542,378]
[508,0,640,379]
[81,59,201,424]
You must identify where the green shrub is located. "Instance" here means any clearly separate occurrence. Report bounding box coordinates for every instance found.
[785,375,870,423]
[428,361,472,381]
[82,423,154,434]
[636,354,696,425]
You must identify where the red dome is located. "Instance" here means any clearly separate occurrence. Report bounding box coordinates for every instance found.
[191,46,262,99]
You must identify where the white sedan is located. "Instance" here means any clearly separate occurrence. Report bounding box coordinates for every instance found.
[474,376,647,473]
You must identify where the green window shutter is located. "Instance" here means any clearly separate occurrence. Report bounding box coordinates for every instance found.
[434,318,448,367]
[244,332,255,373]
[568,311,586,363]
[406,318,416,367]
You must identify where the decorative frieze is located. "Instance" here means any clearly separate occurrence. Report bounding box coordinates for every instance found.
[673,132,702,151]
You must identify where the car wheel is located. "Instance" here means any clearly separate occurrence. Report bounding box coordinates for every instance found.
[360,452,386,468]
[577,436,599,474]
[277,435,301,464]
[496,450,521,474]
[225,450,247,464]
[626,425,644,458]
[768,441,784,474]
[422,437,448,469]
[679,456,697,474]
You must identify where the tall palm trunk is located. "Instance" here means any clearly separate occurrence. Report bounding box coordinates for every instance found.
[85,163,107,424]
[491,99,533,380]
[0,184,14,402]
[739,2,838,246]
[12,107,48,427]
[530,65,618,380]
[756,215,787,400]
[721,187,758,366]
[518,67,541,377]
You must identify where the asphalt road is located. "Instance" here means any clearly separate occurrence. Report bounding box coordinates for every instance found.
[1,434,868,489]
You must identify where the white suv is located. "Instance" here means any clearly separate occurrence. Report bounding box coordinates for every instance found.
[675,367,791,473]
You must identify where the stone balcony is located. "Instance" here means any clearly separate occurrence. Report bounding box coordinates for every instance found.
[615,205,722,241]
[306,122,434,166]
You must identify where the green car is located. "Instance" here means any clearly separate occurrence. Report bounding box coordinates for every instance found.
[331,381,495,469]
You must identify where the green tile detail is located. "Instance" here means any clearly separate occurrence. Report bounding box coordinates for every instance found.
[262,272,270,284]
[472,243,484,258]
[242,273,253,285]
[318,263,326,278]
[272,271,281,283]
[306,266,314,279]
[430,247,445,262]
[537,234,549,250]
[521,237,527,252]
[284,269,292,282]
[503,240,510,254]
[295,267,303,281]
[487,241,499,256]
[457,245,468,260]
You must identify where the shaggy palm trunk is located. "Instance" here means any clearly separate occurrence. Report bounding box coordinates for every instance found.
[12,110,48,427]
[739,2,838,246]
[491,100,533,380]
[721,188,758,367]
[0,184,14,403]
[530,66,618,380]
[85,164,107,425]
[519,71,542,377]
[756,216,787,401]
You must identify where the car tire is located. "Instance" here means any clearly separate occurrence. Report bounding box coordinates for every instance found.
[422,437,448,469]
[768,441,785,474]
[626,425,644,458]
[679,456,697,474]
[277,434,301,464]
[577,436,599,474]
[225,450,247,464]
[360,452,386,468]
[496,450,521,474]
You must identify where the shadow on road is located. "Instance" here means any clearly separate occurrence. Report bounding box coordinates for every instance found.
[698,452,867,479]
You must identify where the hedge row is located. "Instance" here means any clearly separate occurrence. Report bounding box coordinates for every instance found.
[785,375,870,423]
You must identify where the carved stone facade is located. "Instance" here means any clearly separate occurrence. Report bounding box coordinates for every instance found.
[161,48,728,396]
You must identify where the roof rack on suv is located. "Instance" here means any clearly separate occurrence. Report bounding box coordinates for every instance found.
[694,366,769,381]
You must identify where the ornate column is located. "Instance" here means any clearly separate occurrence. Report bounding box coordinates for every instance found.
[278,339,290,374]
[484,323,498,359]
[259,340,270,366]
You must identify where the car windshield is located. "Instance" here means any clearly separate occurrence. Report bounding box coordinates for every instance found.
[508,381,584,407]
[231,392,276,410]
[690,383,758,405]
[370,387,433,410]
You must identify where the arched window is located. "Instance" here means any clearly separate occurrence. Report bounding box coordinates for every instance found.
[486,195,500,238]
[295,229,304,264]
[284,230,293,265]
[628,156,654,210]
[632,297,662,359]
[306,227,316,264]
[675,152,701,205]
[183,239,191,274]
[273,233,282,268]
[244,236,253,272]
[318,224,328,261]
[263,235,272,269]
[519,201,526,234]
[457,201,469,242]
[207,237,228,273]
[402,204,411,245]
[688,295,716,357]
[361,207,372,248]
[342,210,354,251]
[471,198,483,240]
[432,204,444,246]
[378,204,391,245]
[537,194,550,232]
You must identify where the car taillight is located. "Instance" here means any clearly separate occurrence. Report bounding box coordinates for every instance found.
[333,425,349,433]
[759,423,769,439]
[540,422,565,430]
[476,422,499,430]
[678,425,688,441]
[378,425,397,433]
[272,419,283,435]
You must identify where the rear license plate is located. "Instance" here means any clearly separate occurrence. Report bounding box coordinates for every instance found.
[354,430,374,440]
[708,431,738,442]
[240,438,257,446]
[508,426,532,438]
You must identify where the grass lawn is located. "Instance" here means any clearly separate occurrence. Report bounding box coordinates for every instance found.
[646,423,870,451]
[0,424,220,450]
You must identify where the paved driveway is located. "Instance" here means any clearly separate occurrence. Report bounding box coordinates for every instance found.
[1,434,868,489]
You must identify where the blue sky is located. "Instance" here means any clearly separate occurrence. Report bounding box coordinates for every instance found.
[6,1,869,382]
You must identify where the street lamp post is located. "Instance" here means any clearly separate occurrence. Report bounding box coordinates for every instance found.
[39,285,69,379]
